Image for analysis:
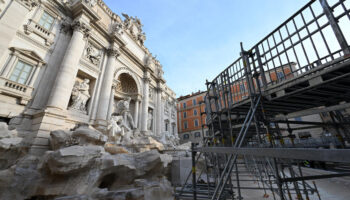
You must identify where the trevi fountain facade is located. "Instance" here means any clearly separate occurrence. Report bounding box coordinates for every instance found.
[0,0,182,199]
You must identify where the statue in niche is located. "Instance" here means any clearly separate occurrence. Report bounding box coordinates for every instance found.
[147,109,153,131]
[115,97,136,130]
[86,44,101,65]
[69,79,91,112]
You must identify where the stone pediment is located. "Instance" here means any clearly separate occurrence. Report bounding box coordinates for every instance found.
[9,47,45,64]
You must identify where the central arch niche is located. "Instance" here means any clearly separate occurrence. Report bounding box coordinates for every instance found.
[116,73,138,95]
[114,72,141,127]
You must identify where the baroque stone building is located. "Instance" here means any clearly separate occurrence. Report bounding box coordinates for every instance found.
[0,0,177,154]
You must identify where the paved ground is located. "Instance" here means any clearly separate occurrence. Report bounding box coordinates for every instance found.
[178,163,350,199]
[234,166,350,200]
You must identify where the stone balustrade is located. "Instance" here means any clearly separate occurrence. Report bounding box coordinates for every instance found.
[0,77,33,105]
[24,19,55,46]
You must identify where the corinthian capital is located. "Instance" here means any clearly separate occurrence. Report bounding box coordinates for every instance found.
[72,20,91,38]
[107,48,120,59]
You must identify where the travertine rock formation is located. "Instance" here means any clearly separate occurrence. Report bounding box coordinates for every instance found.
[0,123,174,200]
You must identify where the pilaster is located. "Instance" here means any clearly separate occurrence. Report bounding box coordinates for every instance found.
[155,86,163,136]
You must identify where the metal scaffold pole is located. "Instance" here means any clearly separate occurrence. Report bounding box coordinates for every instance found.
[175,0,350,199]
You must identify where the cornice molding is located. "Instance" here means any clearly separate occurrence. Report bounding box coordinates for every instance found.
[15,0,39,11]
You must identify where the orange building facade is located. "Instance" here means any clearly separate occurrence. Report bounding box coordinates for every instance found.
[177,91,208,145]
[176,63,297,145]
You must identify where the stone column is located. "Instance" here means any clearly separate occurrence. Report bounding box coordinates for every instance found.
[30,23,72,110]
[140,71,150,133]
[95,47,120,122]
[0,0,38,60]
[107,84,116,119]
[156,87,163,136]
[133,98,140,127]
[46,19,90,110]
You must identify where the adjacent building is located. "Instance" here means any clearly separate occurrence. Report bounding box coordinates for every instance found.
[0,0,177,154]
[177,91,208,145]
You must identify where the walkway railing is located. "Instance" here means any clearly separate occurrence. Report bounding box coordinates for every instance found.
[205,0,350,116]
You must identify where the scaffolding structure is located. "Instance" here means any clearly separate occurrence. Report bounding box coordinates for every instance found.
[176,0,350,199]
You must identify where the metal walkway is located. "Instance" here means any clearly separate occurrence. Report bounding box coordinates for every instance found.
[176,0,350,199]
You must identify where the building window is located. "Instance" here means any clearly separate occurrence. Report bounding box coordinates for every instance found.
[183,112,187,118]
[239,84,245,93]
[165,122,169,131]
[193,109,198,116]
[194,119,199,127]
[205,130,209,136]
[183,134,189,140]
[9,61,33,85]
[193,99,197,105]
[184,121,188,129]
[38,11,54,30]
[183,102,187,108]
[277,71,285,80]
[195,132,201,137]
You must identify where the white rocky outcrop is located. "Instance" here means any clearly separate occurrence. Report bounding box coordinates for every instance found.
[0,125,175,200]
[0,122,26,170]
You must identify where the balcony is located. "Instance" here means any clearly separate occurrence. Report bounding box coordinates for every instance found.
[0,77,33,105]
[24,19,55,46]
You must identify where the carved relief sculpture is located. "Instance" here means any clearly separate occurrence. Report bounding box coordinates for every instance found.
[69,78,91,112]
[85,43,101,65]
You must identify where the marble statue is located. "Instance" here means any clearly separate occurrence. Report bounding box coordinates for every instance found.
[84,0,97,7]
[112,21,124,35]
[147,109,153,131]
[69,79,91,112]
[138,32,146,45]
[115,97,136,130]
[107,115,123,143]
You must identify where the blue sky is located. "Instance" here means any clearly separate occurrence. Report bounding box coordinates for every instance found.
[104,0,309,97]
